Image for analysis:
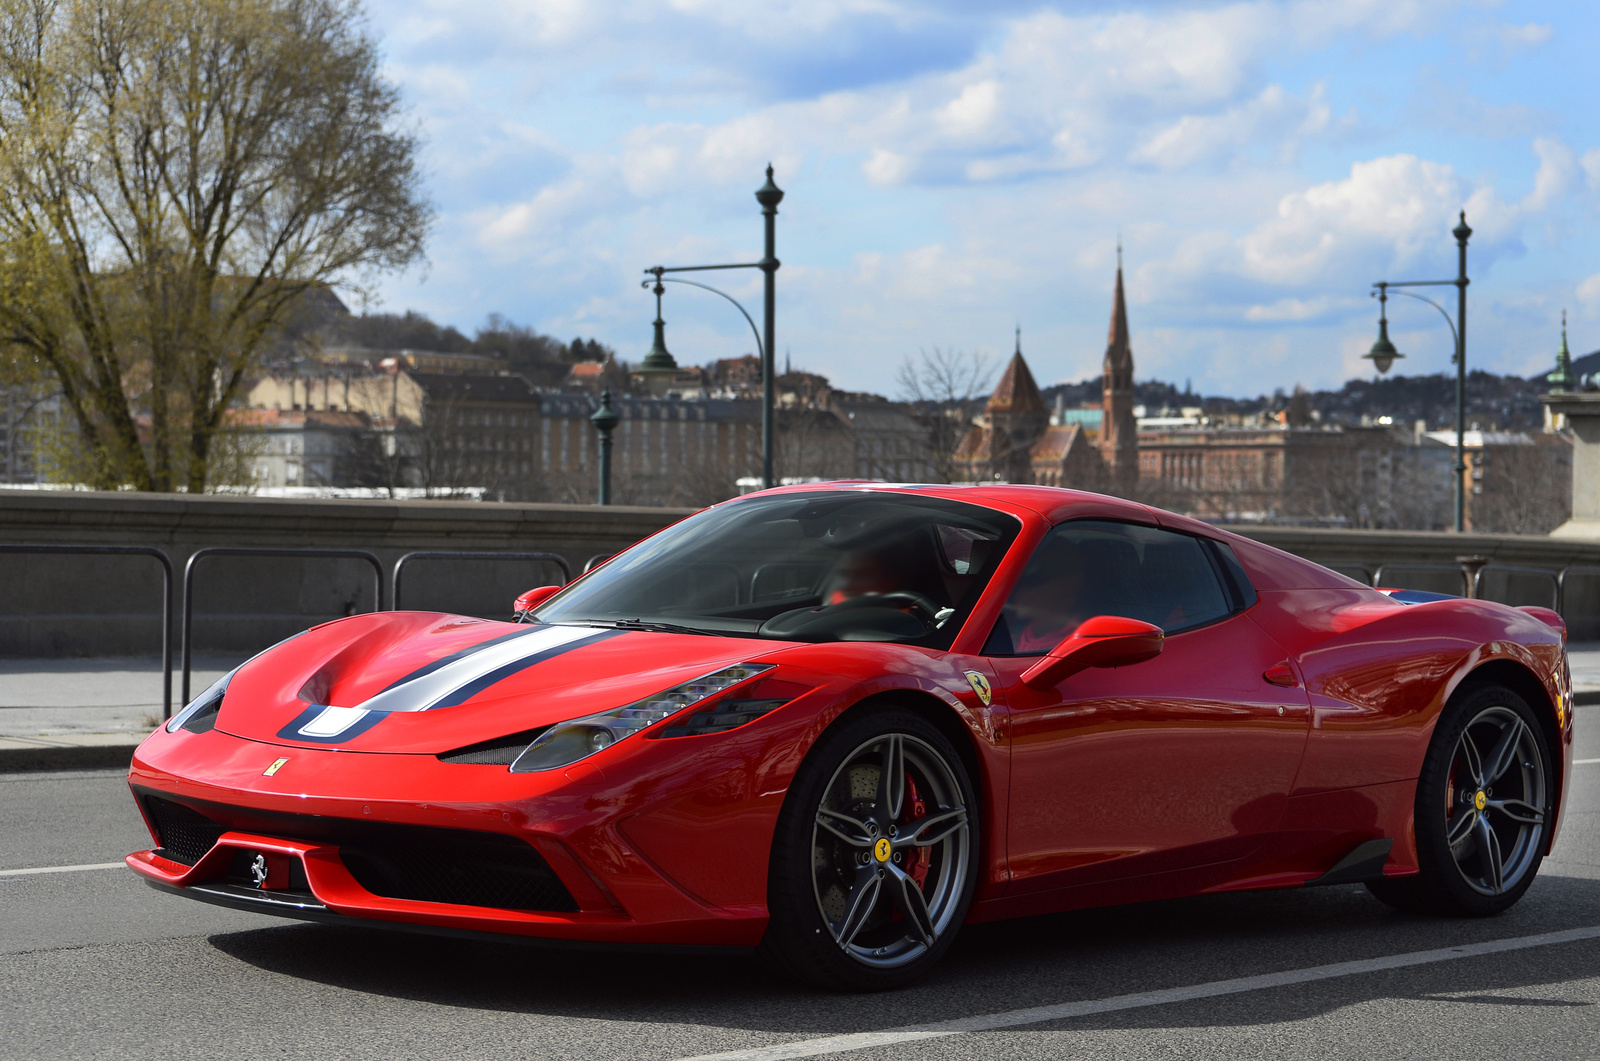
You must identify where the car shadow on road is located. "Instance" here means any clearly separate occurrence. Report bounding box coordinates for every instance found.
[207,872,1600,1039]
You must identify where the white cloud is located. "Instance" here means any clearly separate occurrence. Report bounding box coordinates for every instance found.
[1578,273,1600,307]
[1582,148,1600,192]
[1523,137,1575,211]
[1131,83,1330,169]
[1244,295,1353,322]
[359,0,1591,400]
[863,148,910,185]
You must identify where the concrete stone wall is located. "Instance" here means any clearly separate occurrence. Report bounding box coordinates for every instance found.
[0,490,690,656]
[3,488,1600,656]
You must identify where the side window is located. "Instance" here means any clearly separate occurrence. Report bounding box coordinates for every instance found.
[984,520,1239,655]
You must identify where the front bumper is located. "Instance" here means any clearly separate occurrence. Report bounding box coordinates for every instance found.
[127,717,794,948]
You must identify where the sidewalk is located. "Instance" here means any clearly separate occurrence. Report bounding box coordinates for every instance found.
[3,644,1599,771]
[0,656,240,770]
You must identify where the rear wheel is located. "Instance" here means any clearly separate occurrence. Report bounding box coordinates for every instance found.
[760,708,977,990]
[1368,682,1552,916]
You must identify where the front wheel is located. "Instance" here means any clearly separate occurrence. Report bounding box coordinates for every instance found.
[1368,682,1553,916]
[760,708,978,990]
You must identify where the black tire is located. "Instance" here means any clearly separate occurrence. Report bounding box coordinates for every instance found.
[1367,681,1553,916]
[760,707,978,991]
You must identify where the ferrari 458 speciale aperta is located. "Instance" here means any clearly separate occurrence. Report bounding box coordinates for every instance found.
[127,484,1572,989]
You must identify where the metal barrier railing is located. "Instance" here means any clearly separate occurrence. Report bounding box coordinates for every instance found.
[1473,565,1560,611]
[583,553,613,574]
[0,544,175,718]
[181,547,383,702]
[1327,564,1374,586]
[1373,563,1470,597]
[1558,566,1600,621]
[391,551,572,612]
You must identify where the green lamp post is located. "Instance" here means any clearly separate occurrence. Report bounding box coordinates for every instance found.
[632,272,681,397]
[1366,211,1471,532]
[641,165,784,488]
[590,389,620,505]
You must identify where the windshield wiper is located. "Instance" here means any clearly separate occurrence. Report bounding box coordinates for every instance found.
[569,618,713,636]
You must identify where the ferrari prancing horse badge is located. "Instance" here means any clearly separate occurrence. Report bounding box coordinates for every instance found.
[964,671,992,706]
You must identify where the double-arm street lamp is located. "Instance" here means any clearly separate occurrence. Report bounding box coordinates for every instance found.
[632,165,783,490]
[1365,211,1472,533]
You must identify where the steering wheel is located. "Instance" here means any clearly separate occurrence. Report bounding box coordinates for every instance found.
[828,591,944,624]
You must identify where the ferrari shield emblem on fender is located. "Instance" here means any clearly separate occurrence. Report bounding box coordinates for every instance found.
[264,757,289,777]
[964,671,992,706]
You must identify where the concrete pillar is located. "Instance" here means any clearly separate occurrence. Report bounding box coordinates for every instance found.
[1542,393,1600,539]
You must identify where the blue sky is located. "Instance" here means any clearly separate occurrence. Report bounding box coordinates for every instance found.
[359,0,1600,399]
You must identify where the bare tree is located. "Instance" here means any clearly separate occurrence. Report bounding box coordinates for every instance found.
[1472,437,1572,535]
[896,347,995,483]
[0,0,428,491]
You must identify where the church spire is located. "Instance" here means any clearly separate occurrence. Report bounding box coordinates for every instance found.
[1550,309,1575,392]
[1100,249,1137,495]
[1106,258,1131,370]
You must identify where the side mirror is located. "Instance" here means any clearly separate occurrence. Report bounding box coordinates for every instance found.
[1020,615,1164,689]
[512,585,563,621]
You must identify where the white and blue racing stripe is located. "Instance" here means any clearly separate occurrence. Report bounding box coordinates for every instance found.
[276,625,623,744]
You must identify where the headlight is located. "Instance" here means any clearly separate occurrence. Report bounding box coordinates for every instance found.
[509,663,774,773]
[165,670,235,733]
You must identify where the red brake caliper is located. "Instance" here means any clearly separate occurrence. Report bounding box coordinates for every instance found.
[902,772,930,889]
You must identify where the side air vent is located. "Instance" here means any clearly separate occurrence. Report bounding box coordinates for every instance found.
[657,698,789,737]
[144,796,227,866]
[178,700,221,734]
[437,728,549,765]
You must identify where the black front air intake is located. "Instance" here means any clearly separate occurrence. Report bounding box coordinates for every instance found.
[132,790,578,913]
[144,795,228,865]
[337,829,578,913]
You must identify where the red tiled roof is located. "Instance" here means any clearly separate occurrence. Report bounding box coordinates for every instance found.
[986,352,1047,414]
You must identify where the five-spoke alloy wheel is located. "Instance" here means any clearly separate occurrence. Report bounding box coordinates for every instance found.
[1369,682,1553,916]
[762,708,977,990]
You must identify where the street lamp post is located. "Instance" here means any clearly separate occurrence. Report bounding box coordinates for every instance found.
[590,389,619,505]
[1365,211,1472,532]
[641,165,783,489]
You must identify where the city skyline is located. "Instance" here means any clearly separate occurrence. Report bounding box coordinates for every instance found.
[358,0,1597,401]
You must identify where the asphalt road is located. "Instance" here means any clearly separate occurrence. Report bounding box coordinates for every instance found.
[5,716,1600,1061]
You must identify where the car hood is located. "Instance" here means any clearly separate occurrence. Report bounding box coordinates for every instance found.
[214,611,798,754]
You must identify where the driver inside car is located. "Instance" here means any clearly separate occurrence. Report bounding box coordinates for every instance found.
[821,548,905,605]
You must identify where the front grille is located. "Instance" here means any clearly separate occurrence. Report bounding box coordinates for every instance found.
[339,830,577,912]
[132,789,578,913]
[144,796,227,865]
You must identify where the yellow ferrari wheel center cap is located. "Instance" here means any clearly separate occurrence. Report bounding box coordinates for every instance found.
[1474,790,1487,811]
[874,837,892,863]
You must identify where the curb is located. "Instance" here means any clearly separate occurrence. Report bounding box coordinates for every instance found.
[0,744,138,773]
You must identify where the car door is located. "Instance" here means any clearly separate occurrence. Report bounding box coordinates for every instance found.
[985,519,1312,896]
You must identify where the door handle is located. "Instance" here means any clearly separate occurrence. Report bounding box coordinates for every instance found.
[1263,661,1298,688]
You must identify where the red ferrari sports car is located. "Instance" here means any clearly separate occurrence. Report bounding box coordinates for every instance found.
[127,484,1572,989]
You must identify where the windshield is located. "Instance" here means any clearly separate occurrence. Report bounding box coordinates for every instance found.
[534,491,1020,647]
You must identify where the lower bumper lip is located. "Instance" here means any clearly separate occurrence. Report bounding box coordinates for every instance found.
[137,876,752,955]
[125,835,626,936]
